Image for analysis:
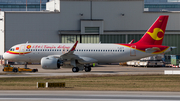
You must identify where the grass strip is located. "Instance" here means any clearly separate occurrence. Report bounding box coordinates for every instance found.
[0,74,180,91]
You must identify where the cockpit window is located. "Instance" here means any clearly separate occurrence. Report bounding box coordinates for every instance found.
[9,48,15,51]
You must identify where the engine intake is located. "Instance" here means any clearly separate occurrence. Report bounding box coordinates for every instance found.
[41,57,63,69]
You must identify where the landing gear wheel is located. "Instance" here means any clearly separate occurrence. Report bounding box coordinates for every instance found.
[85,66,91,72]
[72,67,79,72]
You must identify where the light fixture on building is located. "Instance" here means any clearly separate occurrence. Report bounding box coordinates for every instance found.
[80,13,84,16]
[121,13,125,16]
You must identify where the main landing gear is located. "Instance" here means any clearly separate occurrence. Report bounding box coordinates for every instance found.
[84,66,91,72]
[72,67,79,72]
[72,65,92,72]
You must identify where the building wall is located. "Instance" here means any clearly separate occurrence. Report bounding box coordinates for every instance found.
[0,11,4,55]
[2,0,180,55]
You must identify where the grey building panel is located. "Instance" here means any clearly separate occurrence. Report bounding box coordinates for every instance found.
[92,1,146,30]
[59,1,91,30]
[5,13,60,51]
[81,20,104,34]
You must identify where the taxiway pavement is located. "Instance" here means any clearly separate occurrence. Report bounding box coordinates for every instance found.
[0,91,180,101]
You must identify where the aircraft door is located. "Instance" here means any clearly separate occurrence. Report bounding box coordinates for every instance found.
[130,45,136,56]
[19,45,26,55]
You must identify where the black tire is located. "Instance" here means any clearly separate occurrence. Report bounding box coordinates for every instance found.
[13,68,18,72]
[72,67,79,72]
[85,67,91,72]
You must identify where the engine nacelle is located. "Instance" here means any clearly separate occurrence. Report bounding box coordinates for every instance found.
[41,57,63,69]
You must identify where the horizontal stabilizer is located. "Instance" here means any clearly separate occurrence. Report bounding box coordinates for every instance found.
[145,47,160,53]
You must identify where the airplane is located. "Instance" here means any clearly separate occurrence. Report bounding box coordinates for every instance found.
[3,15,174,72]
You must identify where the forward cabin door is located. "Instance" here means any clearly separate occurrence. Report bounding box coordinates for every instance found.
[130,45,136,56]
[19,45,26,55]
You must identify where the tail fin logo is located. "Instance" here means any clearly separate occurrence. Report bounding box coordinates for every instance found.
[147,28,164,41]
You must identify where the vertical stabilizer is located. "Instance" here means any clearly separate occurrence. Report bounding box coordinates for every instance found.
[136,15,169,45]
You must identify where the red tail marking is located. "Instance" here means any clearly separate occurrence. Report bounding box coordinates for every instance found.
[136,15,169,45]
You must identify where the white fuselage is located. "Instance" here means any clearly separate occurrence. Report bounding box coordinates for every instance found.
[3,43,154,63]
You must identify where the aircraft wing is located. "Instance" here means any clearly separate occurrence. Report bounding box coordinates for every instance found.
[60,41,78,59]
[48,41,97,63]
[47,41,78,59]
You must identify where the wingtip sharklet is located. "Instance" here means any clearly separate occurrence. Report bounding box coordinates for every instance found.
[70,41,78,51]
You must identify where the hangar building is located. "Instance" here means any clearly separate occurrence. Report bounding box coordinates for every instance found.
[0,0,180,56]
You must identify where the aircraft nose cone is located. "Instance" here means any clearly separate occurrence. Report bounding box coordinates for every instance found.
[3,52,9,60]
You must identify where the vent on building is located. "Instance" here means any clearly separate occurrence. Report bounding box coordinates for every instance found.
[85,27,99,33]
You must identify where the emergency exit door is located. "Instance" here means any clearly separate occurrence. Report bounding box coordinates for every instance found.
[130,45,136,56]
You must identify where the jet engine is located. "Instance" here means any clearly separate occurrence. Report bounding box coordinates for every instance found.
[41,57,63,69]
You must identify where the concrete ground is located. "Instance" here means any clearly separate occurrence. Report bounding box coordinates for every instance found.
[0,64,179,77]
